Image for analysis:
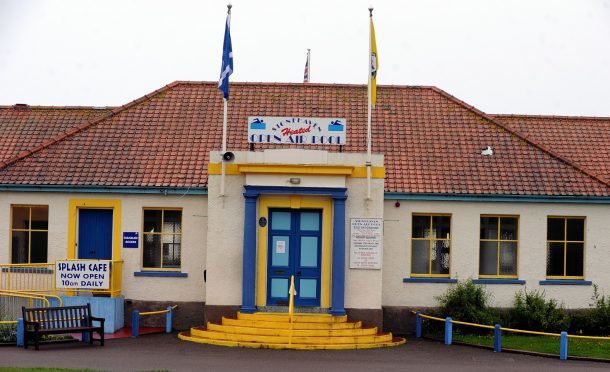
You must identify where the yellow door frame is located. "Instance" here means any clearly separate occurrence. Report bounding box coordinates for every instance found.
[256,195,332,308]
[67,199,122,261]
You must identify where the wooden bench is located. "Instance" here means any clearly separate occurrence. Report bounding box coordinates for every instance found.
[22,304,105,350]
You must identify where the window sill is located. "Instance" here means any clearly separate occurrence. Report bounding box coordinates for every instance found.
[539,280,592,286]
[403,277,457,284]
[134,271,188,278]
[1,267,53,274]
[472,279,525,285]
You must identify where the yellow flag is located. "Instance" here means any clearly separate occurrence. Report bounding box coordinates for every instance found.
[370,17,378,108]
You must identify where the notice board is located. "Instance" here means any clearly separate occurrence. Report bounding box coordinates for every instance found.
[349,218,383,269]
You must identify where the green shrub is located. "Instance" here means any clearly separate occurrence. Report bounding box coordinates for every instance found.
[508,289,570,333]
[0,324,17,343]
[573,285,610,336]
[435,280,498,327]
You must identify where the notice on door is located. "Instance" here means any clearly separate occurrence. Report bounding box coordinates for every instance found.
[276,240,286,254]
[56,260,111,290]
[350,218,383,269]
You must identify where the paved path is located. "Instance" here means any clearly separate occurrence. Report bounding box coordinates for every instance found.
[0,334,607,372]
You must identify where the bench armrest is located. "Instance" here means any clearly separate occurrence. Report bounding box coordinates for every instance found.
[90,316,105,322]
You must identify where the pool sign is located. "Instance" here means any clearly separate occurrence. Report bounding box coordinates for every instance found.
[248,117,347,145]
[56,260,110,289]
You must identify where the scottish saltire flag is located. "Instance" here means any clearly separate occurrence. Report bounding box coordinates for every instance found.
[303,49,310,83]
[370,16,378,108]
[218,12,233,100]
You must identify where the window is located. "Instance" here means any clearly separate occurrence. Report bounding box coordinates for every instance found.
[546,217,585,279]
[411,214,451,276]
[142,209,182,270]
[479,216,518,278]
[10,205,49,263]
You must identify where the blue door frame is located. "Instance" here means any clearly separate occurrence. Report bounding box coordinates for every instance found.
[78,209,113,260]
[267,209,322,307]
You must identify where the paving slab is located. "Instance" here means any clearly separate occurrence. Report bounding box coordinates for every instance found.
[0,333,607,372]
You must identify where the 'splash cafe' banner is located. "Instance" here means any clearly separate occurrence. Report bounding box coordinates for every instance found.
[248,117,347,145]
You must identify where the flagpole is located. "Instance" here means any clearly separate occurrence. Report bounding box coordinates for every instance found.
[220,3,232,197]
[366,7,373,200]
[307,48,311,82]
[221,97,228,196]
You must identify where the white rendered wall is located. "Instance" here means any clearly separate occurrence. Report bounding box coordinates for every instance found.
[0,192,207,302]
[344,177,384,309]
[382,200,610,309]
[206,149,385,310]
[205,173,246,306]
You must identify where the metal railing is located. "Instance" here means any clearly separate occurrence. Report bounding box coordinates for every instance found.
[0,291,52,325]
[0,260,124,298]
[131,305,178,337]
[413,310,610,361]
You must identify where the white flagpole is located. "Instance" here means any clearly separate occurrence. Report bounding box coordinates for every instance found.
[366,7,373,200]
[307,48,311,82]
[220,4,231,197]
[221,97,228,196]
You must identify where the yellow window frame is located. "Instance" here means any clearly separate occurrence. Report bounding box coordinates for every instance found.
[546,216,586,280]
[410,213,451,277]
[9,205,49,264]
[141,208,183,271]
[479,215,519,279]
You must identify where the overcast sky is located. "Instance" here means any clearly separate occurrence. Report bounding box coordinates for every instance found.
[1,0,609,116]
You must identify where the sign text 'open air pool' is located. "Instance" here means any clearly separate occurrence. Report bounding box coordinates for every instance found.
[248,117,347,145]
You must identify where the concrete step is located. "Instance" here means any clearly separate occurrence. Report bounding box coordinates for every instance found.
[204,323,379,337]
[178,331,406,350]
[221,317,362,330]
[189,329,393,345]
[237,312,347,323]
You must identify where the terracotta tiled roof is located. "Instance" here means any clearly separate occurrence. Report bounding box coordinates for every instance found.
[0,81,608,196]
[493,114,610,185]
[0,105,112,163]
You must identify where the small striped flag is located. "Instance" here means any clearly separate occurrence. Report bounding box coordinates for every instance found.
[303,49,310,83]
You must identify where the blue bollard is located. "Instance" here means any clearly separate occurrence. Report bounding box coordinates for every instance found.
[166,306,173,334]
[415,311,422,338]
[81,331,90,343]
[132,310,140,338]
[494,324,502,353]
[444,317,452,345]
[560,331,568,360]
[16,318,24,347]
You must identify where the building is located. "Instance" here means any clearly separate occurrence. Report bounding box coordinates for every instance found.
[1,81,609,337]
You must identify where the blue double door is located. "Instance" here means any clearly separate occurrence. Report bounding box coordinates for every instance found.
[267,209,322,307]
[78,209,113,260]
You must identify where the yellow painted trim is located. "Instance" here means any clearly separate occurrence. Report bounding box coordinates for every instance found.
[67,200,122,263]
[256,196,332,308]
[208,163,385,178]
[350,166,385,178]
[208,163,240,175]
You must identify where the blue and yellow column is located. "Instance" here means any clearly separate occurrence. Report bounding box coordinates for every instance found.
[330,195,347,316]
[241,190,258,313]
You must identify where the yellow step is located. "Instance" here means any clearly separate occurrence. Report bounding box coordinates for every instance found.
[190,329,393,345]
[178,331,406,350]
[222,317,362,330]
[205,323,378,337]
[237,312,347,323]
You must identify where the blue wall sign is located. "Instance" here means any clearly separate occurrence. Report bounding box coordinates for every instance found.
[123,232,139,248]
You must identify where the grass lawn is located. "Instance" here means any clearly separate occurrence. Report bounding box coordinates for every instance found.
[0,369,96,372]
[451,333,610,360]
